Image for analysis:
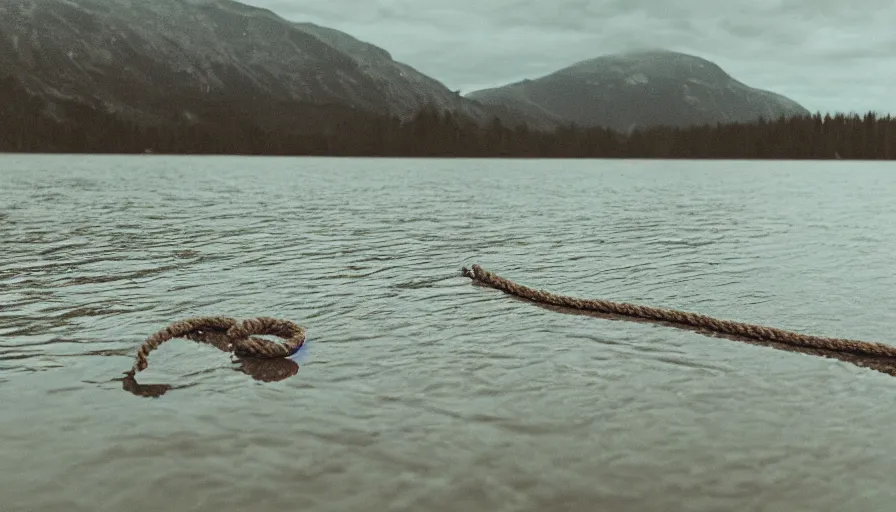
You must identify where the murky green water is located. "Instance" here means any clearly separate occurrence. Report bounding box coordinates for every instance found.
[2,155,896,511]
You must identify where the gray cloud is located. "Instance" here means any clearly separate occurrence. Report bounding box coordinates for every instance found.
[243,0,896,114]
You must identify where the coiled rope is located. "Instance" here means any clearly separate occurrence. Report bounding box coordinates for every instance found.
[126,316,306,377]
[462,264,896,360]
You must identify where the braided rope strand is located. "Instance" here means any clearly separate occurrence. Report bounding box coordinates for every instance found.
[128,316,306,375]
[462,264,896,360]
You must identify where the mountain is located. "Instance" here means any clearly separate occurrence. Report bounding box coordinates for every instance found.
[0,0,552,132]
[466,50,810,132]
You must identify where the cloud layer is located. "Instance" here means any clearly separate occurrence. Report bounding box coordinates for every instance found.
[244,0,896,115]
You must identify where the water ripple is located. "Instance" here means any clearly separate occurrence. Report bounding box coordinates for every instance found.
[2,156,896,511]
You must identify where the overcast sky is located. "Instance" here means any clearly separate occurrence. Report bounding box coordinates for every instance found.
[243,0,895,115]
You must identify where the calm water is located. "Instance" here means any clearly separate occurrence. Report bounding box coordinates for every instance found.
[2,155,896,511]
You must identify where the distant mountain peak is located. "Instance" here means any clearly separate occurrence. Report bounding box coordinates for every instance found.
[467,49,808,131]
[557,49,732,83]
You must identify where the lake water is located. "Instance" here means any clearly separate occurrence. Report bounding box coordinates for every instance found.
[2,155,896,511]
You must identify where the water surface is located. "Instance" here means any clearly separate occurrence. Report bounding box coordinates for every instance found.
[2,155,896,511]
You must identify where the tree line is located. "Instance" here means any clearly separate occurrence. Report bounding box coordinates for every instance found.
[1,75,893,159]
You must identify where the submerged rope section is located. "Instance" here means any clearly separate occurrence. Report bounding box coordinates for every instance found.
[126,316,305,376]
[462,264,896,359]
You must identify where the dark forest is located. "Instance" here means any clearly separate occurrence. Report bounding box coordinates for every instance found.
[2,76,893,159]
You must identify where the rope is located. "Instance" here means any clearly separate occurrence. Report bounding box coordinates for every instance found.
[462,264,896,360]
[126,316,306,376]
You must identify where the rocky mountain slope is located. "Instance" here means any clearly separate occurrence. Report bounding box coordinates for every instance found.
[466,50,810,132]
[0,0,551,131]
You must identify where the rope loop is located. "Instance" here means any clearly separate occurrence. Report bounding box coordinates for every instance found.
[128,316,306,376]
